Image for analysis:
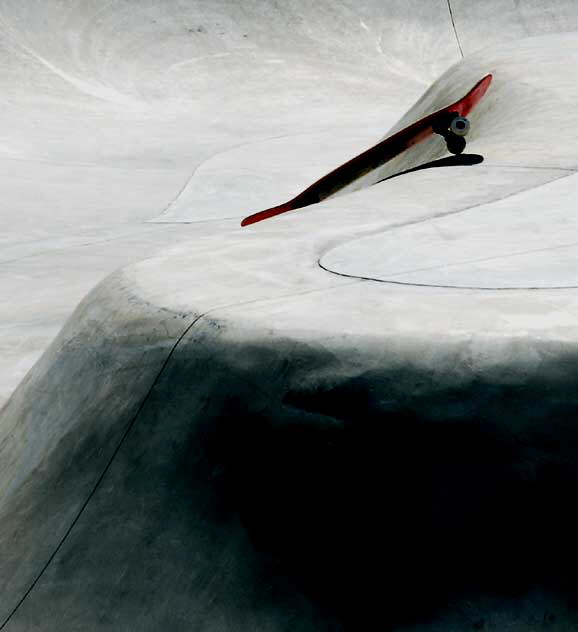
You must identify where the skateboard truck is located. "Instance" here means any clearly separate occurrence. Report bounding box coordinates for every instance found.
[433,111,470,155]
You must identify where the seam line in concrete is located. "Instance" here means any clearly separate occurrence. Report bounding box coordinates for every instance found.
[0,224,194,266]
[383,239,578,279]
[0,277,362,627]
[317,257,578,291]
[367,172,571,237]
[447,0,464,58]
[0,310,206,630]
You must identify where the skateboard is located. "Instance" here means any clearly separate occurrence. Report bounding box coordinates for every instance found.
[241,74,492,227]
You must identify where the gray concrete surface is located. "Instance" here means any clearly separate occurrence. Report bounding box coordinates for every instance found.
[1,1,578,630]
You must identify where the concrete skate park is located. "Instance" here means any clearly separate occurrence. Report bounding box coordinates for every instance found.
[2,0,578,629]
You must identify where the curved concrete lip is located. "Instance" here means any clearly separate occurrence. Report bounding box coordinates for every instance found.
[320,173,578,290]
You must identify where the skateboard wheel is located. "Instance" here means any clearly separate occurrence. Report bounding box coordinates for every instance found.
[450,116,470,137]
[446,134,466,155]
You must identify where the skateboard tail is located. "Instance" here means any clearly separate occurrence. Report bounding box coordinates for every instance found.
[240,201,296,226]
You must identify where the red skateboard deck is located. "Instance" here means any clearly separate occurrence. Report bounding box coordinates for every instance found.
[241,74,492,227]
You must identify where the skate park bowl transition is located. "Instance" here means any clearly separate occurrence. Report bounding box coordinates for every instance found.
[3,1,578,630]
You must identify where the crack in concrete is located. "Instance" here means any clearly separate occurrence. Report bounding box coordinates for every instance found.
[447,0,464,58]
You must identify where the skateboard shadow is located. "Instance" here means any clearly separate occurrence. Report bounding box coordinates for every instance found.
[377,153,484,185]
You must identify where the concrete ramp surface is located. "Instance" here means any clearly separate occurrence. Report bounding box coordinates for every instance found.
[1,1,578,630]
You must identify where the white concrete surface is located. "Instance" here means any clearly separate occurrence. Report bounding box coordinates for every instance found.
[0,0,451,406]
[2,1,578,630]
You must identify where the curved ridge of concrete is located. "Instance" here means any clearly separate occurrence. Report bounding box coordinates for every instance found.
[2,2,578,631]
[320,33,578,288]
